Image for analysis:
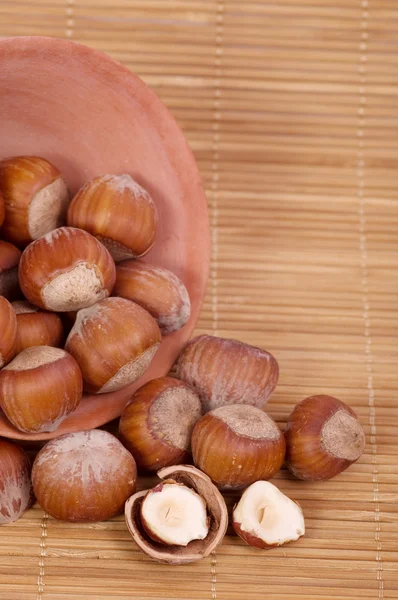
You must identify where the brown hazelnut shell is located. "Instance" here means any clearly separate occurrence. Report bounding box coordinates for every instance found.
[32,429,137,522]
[119,376,201,472]
[0,438,34,524]
[114,259,190,334]
[65,297,161,394]
[67,174,157,260]
[191,405,286,489]
[125,465,228,564]
[0,156,69,247]
[0,296,18,367]
[12,301,64,353]
[176,335,279,412]
[0,346,83,433]
[18,226,116,312]
[285,395,366,481]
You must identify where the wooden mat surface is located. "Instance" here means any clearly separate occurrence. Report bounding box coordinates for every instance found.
[1,1,398,599]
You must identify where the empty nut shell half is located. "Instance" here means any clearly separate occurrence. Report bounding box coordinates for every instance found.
[125,464,228,564]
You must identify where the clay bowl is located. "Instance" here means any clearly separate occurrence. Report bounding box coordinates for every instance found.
[0,36,209,441]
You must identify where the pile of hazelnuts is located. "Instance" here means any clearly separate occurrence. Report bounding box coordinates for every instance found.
[0,156,366,565]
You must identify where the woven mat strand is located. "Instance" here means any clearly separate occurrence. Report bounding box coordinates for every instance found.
[0,1,398,599]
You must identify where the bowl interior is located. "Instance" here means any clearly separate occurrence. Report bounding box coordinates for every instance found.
[0,36,209,441]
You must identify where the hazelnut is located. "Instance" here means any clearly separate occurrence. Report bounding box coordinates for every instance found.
[114,259,191,334]
[140,482,209,546]
[176,335,279,412]
[0,439,33,524]
[191,404,285,489]
[0,296,18,367]
[285,395,366,481]
[32,430,137,522]
[18,227,116,311]
[65,297,161,393]
[0,156,69,246]
[0,346,83,433]
[12,300,64,353]
[125,465,228,564]
[67,174,157,261]
[0,240,22,300]
[119,377,202,471]
[232,481,305,549]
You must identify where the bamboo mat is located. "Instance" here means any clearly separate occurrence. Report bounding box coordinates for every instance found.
[1,1,398,599]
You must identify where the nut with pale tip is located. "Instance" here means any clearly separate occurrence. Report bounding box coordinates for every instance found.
[114,259,191,334]
[119,376,202,472]
[67,174,157,261]
[65,297,161,394]
[191,404,286,490]
[0,156,69,247]
[285,395,366,481]
[0,346,82,433]
[18,226,116,312]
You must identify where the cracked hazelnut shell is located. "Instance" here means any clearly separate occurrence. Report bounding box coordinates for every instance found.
[125,464,228,564]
